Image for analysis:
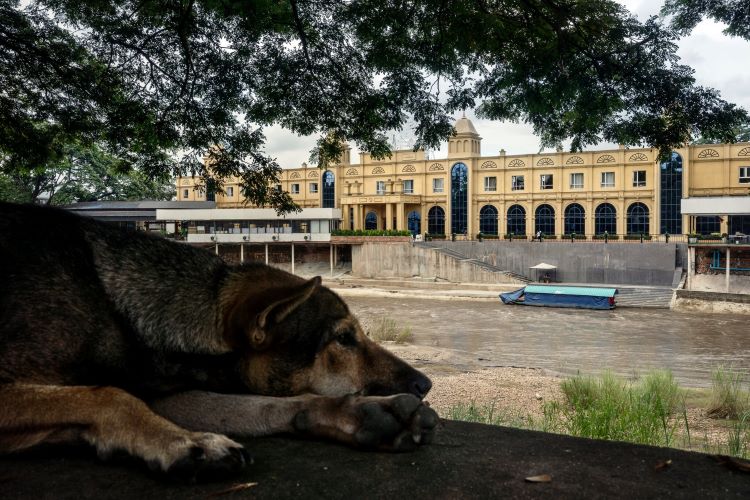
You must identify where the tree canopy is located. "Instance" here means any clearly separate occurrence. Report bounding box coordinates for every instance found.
[1,0,748,210]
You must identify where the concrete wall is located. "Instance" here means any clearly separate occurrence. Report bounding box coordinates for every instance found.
[674,290,750,315]
[352,243,521,283]
[353,241,679,286]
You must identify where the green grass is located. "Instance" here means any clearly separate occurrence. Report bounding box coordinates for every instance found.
[707,365,749,419]
[367,317,414,344]
[446,369,750,460]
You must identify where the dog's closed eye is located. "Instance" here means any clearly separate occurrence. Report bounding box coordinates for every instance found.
[335,330,358,347]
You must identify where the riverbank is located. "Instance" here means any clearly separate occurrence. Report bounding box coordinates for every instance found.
[385,343,738,457]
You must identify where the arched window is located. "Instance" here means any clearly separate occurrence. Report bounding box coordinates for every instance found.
[365,211,377,230]
[322,170,335,208]
[660,152,682,234]
[696,216,721,236]
[627,203,650,235]
[407,210,421,235]
[479,205,498,235]
[428,206,445,235]
[506,205,526,236]
[595,203,617,235]
[451,163,468,234]
[535,204,555,236]
[564,203,585,235]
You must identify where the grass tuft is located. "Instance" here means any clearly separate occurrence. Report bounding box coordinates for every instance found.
[707,365,749,419]
[368,317,414,344]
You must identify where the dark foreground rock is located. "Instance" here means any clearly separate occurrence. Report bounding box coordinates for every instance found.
[1,420,748,499]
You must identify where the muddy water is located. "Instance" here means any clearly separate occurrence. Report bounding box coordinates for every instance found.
[347,296,750,387]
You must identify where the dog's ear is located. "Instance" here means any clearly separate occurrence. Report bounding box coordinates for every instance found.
[248,276,322,350]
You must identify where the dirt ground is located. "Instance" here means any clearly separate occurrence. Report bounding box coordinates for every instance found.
[386,343,734,453]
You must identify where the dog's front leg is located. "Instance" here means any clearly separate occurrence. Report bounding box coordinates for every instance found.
[151,391,439,451]
[0,383,249,480]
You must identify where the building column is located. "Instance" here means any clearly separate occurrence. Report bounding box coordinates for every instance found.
[291,244,295,275]
[498,202,506,236]
[354,205,362,230]
[555,201,563,236]
[397,203,405,231]
[721,215,729,236]
[618,199,626,237]
[265,244,269,265]
[726,247,731,293]
[330,244,334,277]
[341,204,349,230]
[385,203,394,230]
[240,243,244,263]
[585,200,594,236]
[687,246,694,290]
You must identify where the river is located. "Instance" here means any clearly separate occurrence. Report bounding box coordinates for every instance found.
[346,296,750,387]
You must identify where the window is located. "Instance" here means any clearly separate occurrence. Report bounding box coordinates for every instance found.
[696,216,721,236]
[407,210,421,235]
[403,180,414,194]
[274,184,282,192]
[310,182,318,193]
[506,205,526,235]
[183,189,189,199]
[322,171,335,208]
[633,170,646,187]
[451,163,469,234]
[365,211,378,230]
[479,205,498,235]
[484,176,497,192]
[535,204,555,235]
[540,174,553,190]
[569,173,583,189]
[226,186,234,197]
[511,175,524,191]
[291,183,300,194]
[627,202,650,235]
[432,178,444,193]
[564,204,585,235]
[601,172,615,188]
[740,167,750,184]
[428,206,445,235]
[376,181,386,194]
[660,152,682,234]
[595,203,617,235]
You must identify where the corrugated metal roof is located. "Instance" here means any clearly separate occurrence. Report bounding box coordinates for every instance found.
[524,285,618,298]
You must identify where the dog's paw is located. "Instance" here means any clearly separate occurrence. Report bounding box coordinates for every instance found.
[352,394,439,451]
[294,394,439,452]
[156,432,251,482]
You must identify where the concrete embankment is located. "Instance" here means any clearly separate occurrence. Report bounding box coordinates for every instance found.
[674,290,750,315]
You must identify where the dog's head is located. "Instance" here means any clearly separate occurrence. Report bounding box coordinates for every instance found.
[221,267,431,399]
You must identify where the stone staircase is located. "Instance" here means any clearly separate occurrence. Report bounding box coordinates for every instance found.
[614,287,675,309]
[418,242,531,284]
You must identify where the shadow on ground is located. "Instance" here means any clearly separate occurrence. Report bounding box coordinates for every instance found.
[1,421,748,499]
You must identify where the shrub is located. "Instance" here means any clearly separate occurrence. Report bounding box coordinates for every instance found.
[563,233,587,240]
[504,233,526,240]
[545,370,684,447]
[368,317,414,344]
[624,234,652,240]
[332,229,411,237]
[707,366,749,419]
[593,234,620,240]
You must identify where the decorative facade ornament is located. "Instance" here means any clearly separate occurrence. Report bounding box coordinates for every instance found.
[536,157,554,166]
[480,161,497,169]
[345,168,359,175]
[428,163,444,171]
[289,172,300,179]
[402,164,416,172]
[697,148,719,158]
[372,167,385,174]
[566,156,584,164]
[596,154,616,163]
[308,171,319,178]
[508,159,525,167]
[739,147,750,157]
[628,152,648,162]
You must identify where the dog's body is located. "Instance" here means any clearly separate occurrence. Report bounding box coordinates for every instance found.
[0,202,436,480]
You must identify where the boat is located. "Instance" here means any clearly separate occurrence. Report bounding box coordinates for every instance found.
[499,285,618,310]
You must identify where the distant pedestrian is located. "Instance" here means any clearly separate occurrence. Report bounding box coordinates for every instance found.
[536,230,542,242]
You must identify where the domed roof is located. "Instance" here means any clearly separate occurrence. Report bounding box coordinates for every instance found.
[454,115,478,136]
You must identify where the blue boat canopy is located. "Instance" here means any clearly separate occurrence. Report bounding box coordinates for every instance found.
[500,285,618,310]
[523,285,617,298]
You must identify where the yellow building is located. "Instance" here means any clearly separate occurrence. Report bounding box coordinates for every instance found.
[177,117,750,238]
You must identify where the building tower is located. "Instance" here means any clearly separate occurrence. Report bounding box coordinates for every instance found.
[448,114,482,158]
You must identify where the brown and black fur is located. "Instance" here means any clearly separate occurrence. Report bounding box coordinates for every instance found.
[0,202,437,480]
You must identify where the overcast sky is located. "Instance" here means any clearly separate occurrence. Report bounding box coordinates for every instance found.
[263,1,750,168]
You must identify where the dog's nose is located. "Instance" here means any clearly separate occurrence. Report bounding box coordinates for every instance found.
[409,375,432,399]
